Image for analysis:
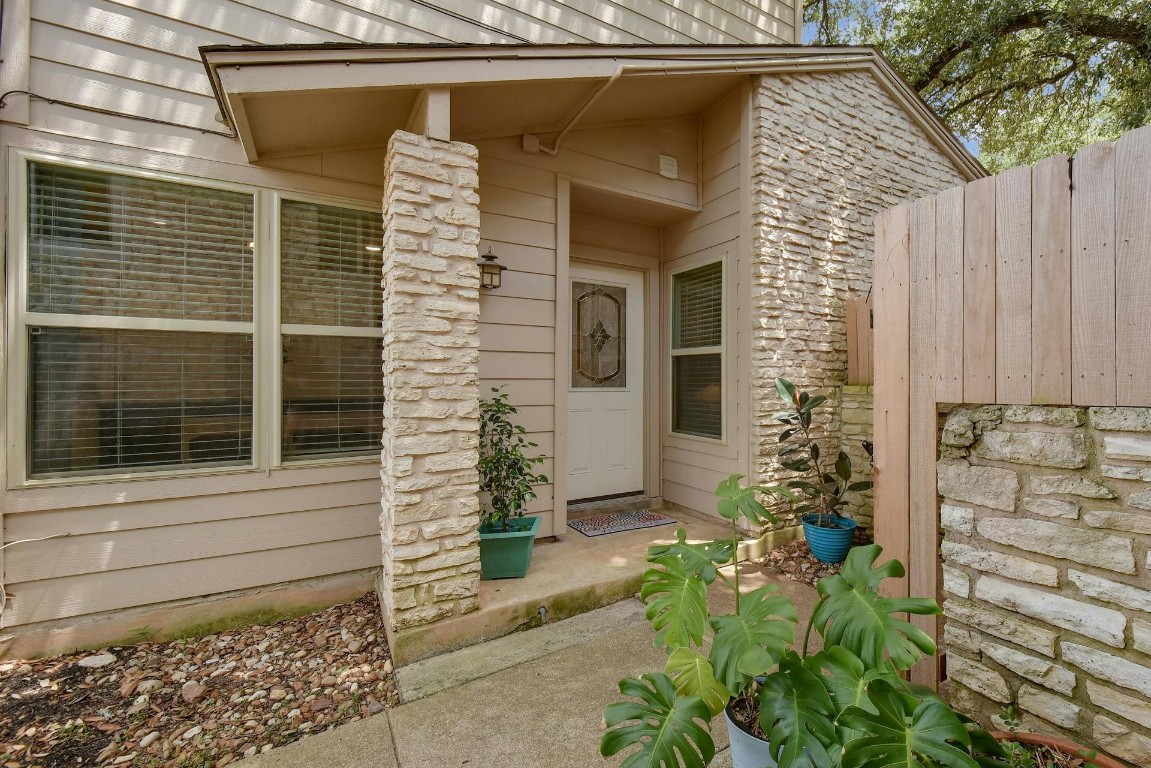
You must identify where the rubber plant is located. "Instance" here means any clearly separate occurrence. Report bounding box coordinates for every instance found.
[478,386,548,532]
[600,473,1012,768]
[774,377,872,530]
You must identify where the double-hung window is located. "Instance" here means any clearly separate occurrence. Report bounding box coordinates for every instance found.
[11,155,382,484]
[670,260,723,441]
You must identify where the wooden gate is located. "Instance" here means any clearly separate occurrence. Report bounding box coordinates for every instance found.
[871,125,1151,687]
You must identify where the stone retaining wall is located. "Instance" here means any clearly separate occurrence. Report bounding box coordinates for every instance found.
[939,405,1151,767]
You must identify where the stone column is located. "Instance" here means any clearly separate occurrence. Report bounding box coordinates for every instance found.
[379,131,482,648]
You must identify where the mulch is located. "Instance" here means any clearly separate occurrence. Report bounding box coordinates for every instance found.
[1,593,398,768]
[755,526,874,588]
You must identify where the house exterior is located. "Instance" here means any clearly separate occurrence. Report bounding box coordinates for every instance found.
[0,0,982,661]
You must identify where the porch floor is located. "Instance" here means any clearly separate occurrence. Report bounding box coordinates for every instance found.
[390,505,731,665]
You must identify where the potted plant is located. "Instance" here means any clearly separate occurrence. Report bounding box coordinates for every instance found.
[773,377,872,564]
[601,473,1026,768]
[477,386,549,579]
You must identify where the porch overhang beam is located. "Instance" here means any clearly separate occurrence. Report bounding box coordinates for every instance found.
[406,87,451,142]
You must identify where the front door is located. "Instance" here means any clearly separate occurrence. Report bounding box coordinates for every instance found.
[567,264,644,501]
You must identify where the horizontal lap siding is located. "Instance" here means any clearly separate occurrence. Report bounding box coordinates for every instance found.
[2,473,383,627]
[661,87,745,516]
[478,150,559,536]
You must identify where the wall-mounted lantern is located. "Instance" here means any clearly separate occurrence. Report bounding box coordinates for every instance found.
[479,247,507,290]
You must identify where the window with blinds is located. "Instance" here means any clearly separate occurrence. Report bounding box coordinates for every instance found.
[25,162,255,478]
[16,159,386,482]
[280,201,383,461]
[671,261,723,440]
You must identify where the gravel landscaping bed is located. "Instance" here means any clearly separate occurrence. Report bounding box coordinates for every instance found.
[756,527,874,587]
[1,593,398,768]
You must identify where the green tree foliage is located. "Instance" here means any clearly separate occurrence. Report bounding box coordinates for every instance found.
[805,0,1151,170]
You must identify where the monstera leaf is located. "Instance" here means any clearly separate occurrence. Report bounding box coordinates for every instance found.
[812,545,940,670]
[647,528,734,584]
[708,584,797,693]
[642,556,708,650]
[601,673,716,768]
[839,680,980,768]
[758,652,837,768]
[715,475,789,526]
[665,648,729,716]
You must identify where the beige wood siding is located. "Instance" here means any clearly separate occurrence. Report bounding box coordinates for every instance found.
[661,86,748,517]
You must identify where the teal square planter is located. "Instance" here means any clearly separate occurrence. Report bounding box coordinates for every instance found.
[478,514,541,579]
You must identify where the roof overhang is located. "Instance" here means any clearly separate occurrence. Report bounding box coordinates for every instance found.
[200,44,986,180]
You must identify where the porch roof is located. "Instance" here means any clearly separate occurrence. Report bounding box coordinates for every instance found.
[200,43,985,180]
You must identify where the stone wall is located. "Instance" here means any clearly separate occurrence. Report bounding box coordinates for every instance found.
[749,70,968,501]
[837,385,874,529]
[939,405,1151,767]
[379,131,483,645]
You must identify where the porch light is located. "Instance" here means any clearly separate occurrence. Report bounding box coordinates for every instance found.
[479,247,507,289]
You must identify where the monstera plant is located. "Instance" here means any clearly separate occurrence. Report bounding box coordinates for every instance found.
[600,474,1011,768]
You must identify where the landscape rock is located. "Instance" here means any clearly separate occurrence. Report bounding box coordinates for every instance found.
[181,681,208,702]
[77,653,117,668]
[136,679,163,694]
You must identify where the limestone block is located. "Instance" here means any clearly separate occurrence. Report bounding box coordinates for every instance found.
[941,504,975,536]
[943,623,983,654]
[941,540,1059,586]
[1005,406,1085,427]
[1135,620,1151,655]
[942,411,976,447]
[975,576,1126,647]
[976,517,1135,574]
[944,600,1057,656]
[1029,475,1116,498]
[938,460,1019,511]
[981,641,1075,695]
[1091,408,1151,432]
[1017,685,1080,728]
[1093,714,1151,766]
[1102,464,1151,481]
[972,430,1088,469]
[1105,435,1151,462]
[1069,570,1151,613]
[947,655,1012,702]
[1022,497,1079,520]
[1088,682,1151,731]
[943,566,971,598]
[1063,643,1151,699]
[1083,509,1151,535]
[1129,490,1151,511]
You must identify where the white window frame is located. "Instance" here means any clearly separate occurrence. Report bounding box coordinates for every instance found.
[5,149,383,489]
[667,257,726,444]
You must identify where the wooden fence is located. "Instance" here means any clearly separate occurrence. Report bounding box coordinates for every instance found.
[871,124,1151,688]
[846,296,873,386]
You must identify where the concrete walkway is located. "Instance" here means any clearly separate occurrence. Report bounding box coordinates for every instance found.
[240,565,820,768]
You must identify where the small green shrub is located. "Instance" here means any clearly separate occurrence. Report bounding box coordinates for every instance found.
[478,387,548,531]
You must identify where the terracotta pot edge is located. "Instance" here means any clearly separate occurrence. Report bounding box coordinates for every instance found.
[989,731,1127,768]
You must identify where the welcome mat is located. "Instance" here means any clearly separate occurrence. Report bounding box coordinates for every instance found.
[567,509,677,537]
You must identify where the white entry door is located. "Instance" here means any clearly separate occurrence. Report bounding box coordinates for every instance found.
[567,264,644,501]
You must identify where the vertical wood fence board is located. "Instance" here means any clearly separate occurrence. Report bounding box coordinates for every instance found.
[908,196,939,686]
[846,296,874,386]
[1115,125,1151,406]
[1071,141,1117,406]
[962,177,996,403]
[873,204,911,599]
[994,165,1032,404]
[935,186,964,402]
[1031,155,1073,405]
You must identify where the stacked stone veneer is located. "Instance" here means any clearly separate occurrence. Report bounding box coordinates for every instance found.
[379,131,483,638]
[939,405,1151,766]
[837,385,874,528]
[749,71,967,510]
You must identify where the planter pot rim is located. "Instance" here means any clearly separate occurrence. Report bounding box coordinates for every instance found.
[989,731,1126,768]
[479,515,541,539]
[800,513,858,530]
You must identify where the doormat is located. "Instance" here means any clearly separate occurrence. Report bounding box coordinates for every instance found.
[567,509,677,537]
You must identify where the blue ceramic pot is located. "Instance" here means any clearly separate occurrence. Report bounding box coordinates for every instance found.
[801,514,858,564]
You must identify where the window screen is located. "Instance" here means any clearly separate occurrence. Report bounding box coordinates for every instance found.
[28,163,253,322]
[29,328,253,476]
[671,262,722,440]
[280,201,383,461]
